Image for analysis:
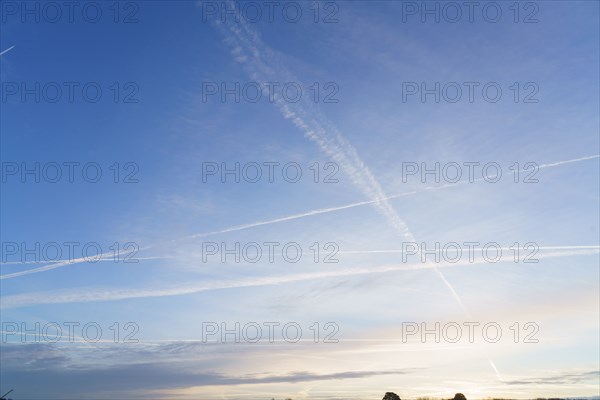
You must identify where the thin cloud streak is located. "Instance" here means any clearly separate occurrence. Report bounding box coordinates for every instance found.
[216,7,600,325]
[0,46,15,56]
[0,256,169,267]
[2,247,595,309]
[217,7,505,320]
[1,154,596,278]
[0,248,139,279]
[216,11,414,240]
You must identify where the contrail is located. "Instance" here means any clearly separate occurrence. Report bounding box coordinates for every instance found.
[338,245,600,255]
[1,152,596,265]
[0,256,168,267]
[0,248,140,279]
[187,201,374,239]
[216,6,470,315]
[213,6,600,378]
[1,247,594,309]
[488,360,504,382]
[4,245,595,266]
[537,155,600,168]
[216,13,414,240]
[0,14,596,285]
[1,154,597,277]
[0,46,15,56]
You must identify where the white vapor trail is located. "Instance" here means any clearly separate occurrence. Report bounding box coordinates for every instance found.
[1,154,598,278]
[0,46,15,56]
[2,245,596,270]
[1,247,594,309]
[189,155,599,239]
[0,256,168,267]
[0,154,600,280]
[0,150,600,280]
[338,246,600,255]
[0,248,140,279]
[216,16,413,240]
[215,5,469,313]
[1,3,597,290]
[537,155,600,168]
[212,8,600,380]
[184,153,599,241]
[489,360,504,382]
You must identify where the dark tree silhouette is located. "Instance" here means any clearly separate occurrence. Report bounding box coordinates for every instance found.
[382,392,401,400]
[453,393,467,400]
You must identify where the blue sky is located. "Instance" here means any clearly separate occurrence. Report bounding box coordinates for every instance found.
[1,1,599,399]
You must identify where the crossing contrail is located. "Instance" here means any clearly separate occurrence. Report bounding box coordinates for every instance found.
[213,5,599,379]
[1,154,597,278]
[214,6,598,321]
[215,9,433,313]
